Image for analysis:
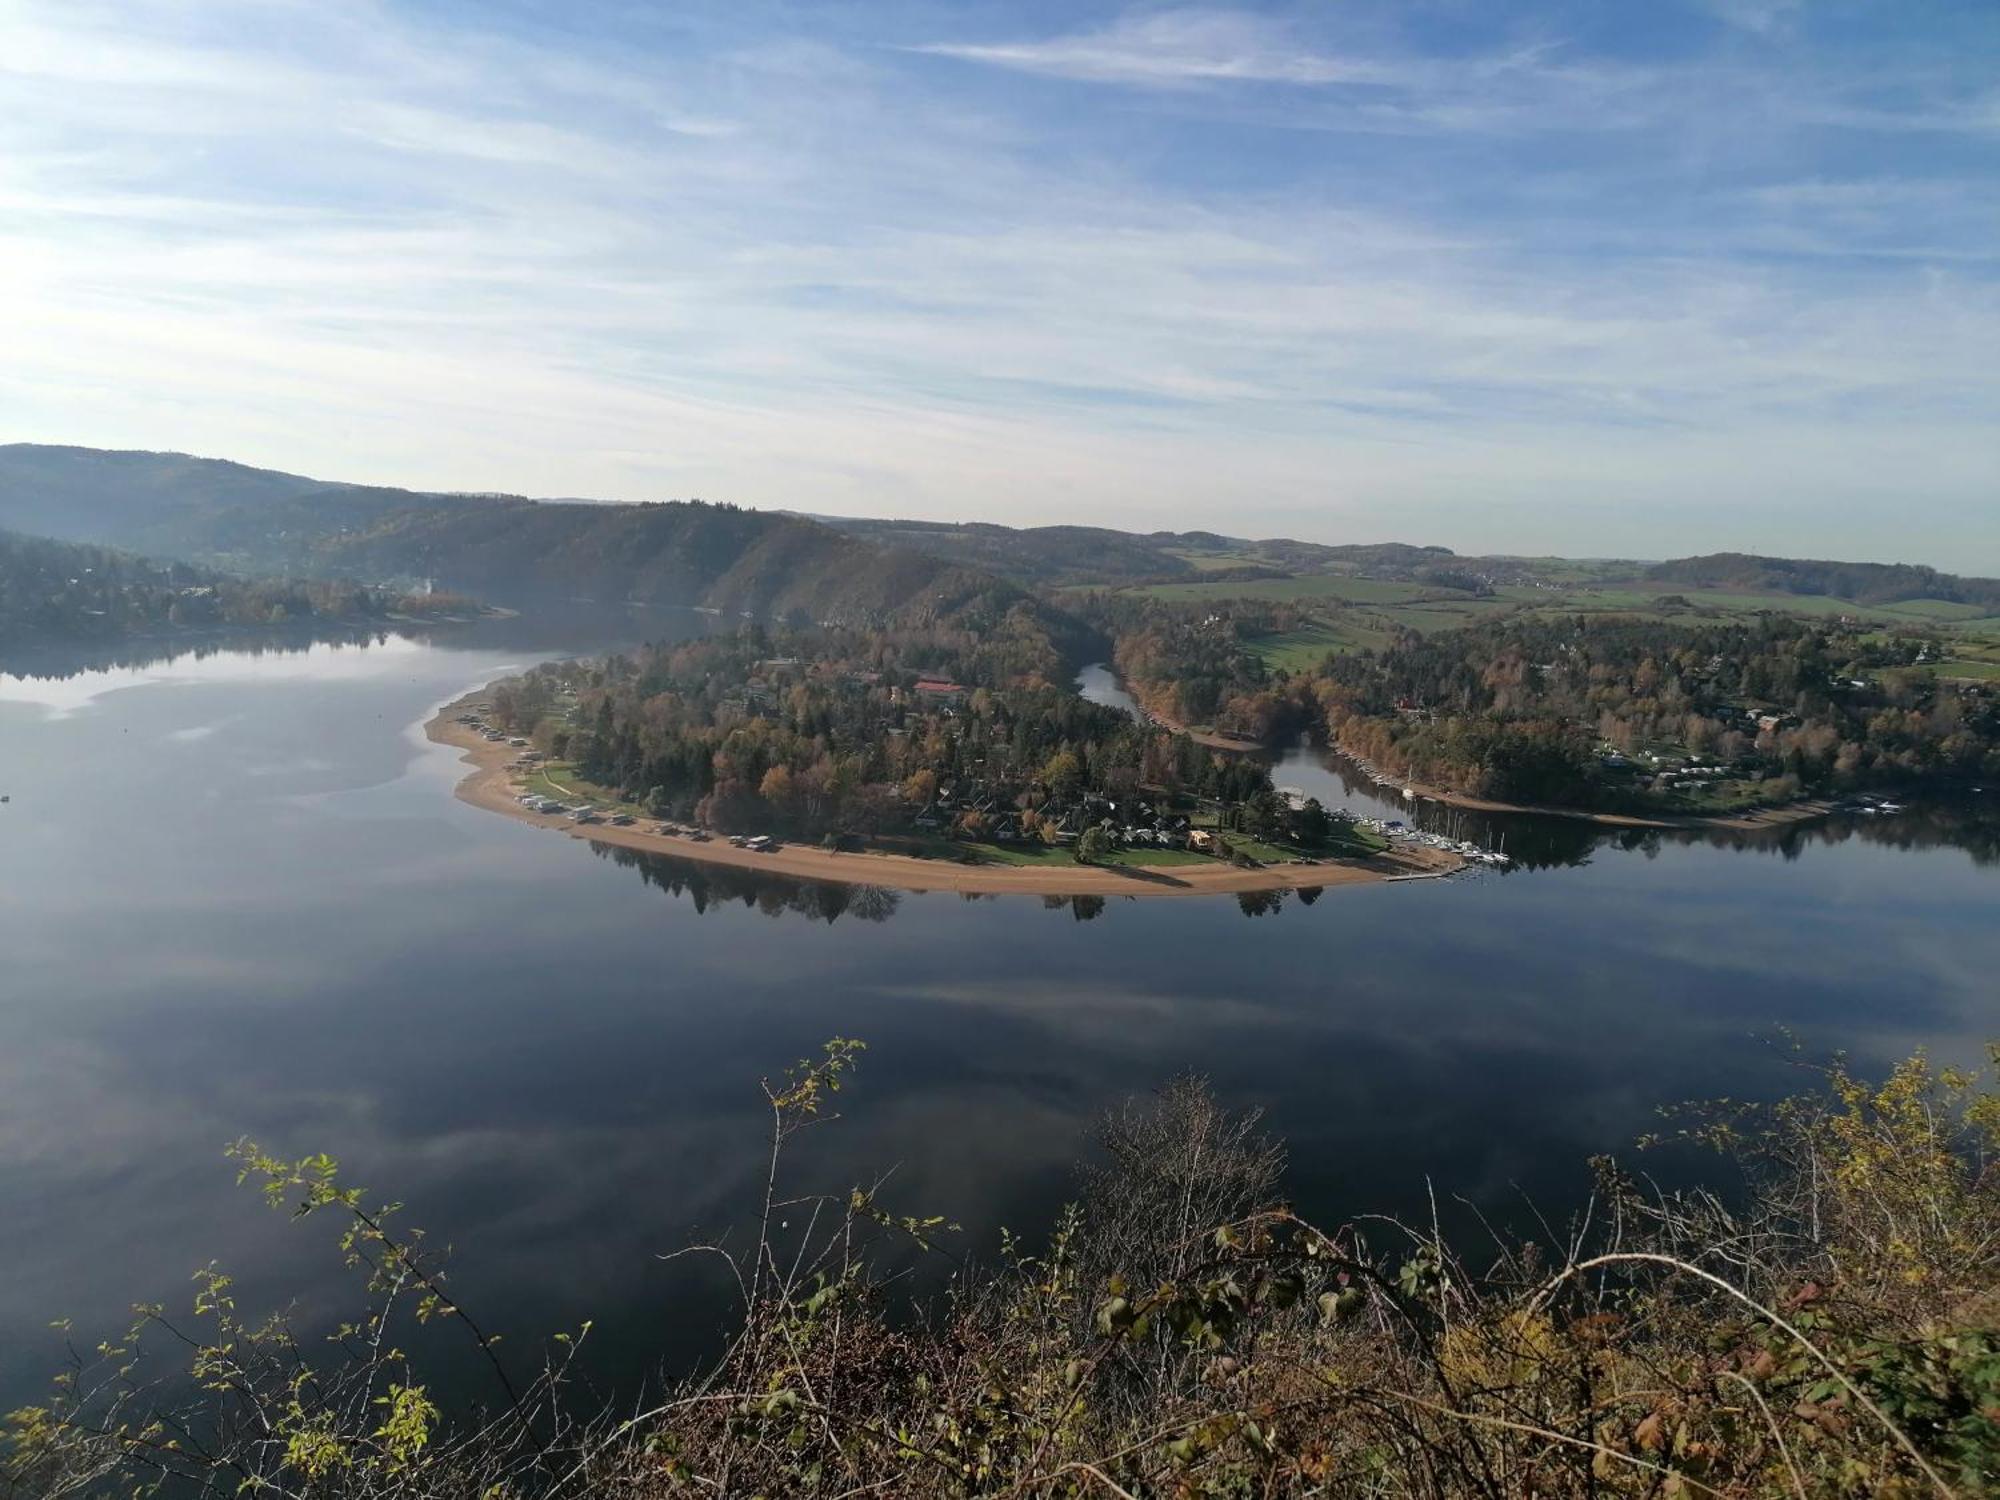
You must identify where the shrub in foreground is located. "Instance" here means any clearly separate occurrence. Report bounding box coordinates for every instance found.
[6,1039,1997,1497]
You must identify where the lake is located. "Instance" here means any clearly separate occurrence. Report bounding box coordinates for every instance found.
[2,630,1995,1407]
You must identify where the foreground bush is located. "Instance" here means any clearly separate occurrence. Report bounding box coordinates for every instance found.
[7,1040,1996,1497]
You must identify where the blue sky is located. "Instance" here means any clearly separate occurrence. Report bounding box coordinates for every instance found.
[2,1,1995,566]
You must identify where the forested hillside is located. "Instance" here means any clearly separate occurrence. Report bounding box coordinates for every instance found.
[0,446,1069,631]
[814,518,1195,587]
[818,514,1486,590]
[0,528,461,650]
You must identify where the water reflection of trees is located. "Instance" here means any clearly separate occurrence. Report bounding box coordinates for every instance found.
[1301,745,1997,871]
[1502,802,1997,870]
[595,845,1350,923]
[0,625,416,681]
[594,844,904,923]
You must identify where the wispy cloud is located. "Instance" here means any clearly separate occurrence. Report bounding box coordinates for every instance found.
[0,1,1995,566]
[909,9,1397,88]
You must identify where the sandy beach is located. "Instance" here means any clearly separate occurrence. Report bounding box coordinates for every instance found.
[426,690,1461,898]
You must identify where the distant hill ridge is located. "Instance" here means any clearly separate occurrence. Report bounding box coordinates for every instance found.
[3,444,1988,617]
[1642,552,2000,610]
[0,445,1059,635]
[813,513,1464,588]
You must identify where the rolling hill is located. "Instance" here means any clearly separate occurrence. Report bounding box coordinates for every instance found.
[1642,553,2000,611]
[6,445,1991,647]
[0,445,1061,634]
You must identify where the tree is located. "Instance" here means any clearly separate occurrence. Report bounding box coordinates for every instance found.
[759,765,797,824]
[1075,825,1110,864]
[1041,750,1083,800]
[1292,797,1333,845]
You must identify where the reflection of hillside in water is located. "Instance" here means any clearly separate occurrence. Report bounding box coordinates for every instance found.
[593,845,1342,924]
[1288,743,1998,872]
[1490,802,1998,872]
[0,625,416,682]
[0,601,720,683]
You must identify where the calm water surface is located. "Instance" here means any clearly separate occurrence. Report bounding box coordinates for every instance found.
[2,635,1995,1405]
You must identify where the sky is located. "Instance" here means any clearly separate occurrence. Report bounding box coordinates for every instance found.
[1,1,1996,568]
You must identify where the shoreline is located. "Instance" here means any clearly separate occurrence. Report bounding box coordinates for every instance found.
[425,689,1462,898]
[1102,673,1833,832]
[1323,740,1840,831]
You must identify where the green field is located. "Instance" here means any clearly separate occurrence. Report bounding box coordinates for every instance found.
[1367,600,1510,632]
[1132,570,2000,632]
[1937,658,2000,681]
[1875,598,1996,622]
[1160,548,1271,573]
[1509,584,2000,628]
[1133,574,1463,605]
[1242,619,1392,669]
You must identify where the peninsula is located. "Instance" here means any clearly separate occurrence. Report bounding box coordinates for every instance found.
[427,687,1460,897]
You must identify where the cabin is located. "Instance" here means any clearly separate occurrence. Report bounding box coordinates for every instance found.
[1187,829,1219,853]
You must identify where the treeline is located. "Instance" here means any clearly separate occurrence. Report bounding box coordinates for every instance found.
[0,528,467,650]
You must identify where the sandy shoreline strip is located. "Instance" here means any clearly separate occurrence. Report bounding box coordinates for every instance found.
[425,689,1461,898]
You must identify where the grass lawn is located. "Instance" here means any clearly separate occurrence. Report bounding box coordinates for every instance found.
[1655,778,1785,815]
[964,840,1214,868]
[519,763,653,818]
[1216,833,1307,864]
[1188,812,1384,863]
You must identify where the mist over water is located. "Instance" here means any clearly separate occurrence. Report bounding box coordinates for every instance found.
[2,625,1994,1406]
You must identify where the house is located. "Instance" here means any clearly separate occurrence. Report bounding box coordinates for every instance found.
[912,678,969,709]
[1187,829,1219,853]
